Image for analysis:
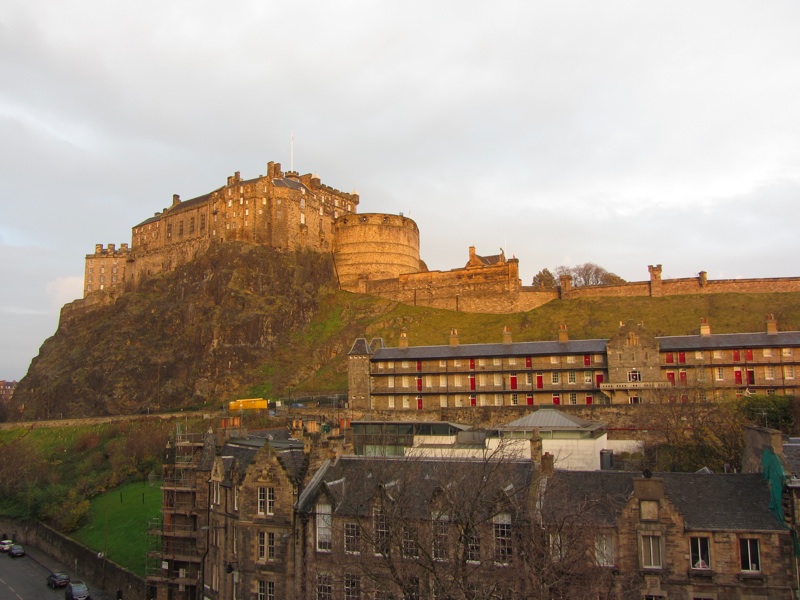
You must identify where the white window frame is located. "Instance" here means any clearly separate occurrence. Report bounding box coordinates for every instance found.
[493,513,512,565]
[595,532,615,567]
[640,534,662,569]
[316,502,332,552]
[740,538,761,572]
[690,536,710,570]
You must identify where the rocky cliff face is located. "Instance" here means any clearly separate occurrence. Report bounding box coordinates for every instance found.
[12,243,342,419]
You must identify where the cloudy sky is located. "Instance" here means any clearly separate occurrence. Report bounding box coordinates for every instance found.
[1,1,799,380]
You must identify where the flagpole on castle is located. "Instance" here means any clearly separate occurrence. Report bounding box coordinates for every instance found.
[290,132,294,172]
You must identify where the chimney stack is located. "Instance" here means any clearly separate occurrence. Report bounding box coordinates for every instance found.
[558,324,569,343]
[449,328,459,348]
[766,314,778,335]
[529,429,542,465]
[541,452,554,475]
[399,330,409,349]
[172,194,180,206]
[503,326,512,345]
[699,318,711,336]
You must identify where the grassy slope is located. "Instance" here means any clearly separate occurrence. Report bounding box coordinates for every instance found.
[72,480,162,576]
[273,291,800,397]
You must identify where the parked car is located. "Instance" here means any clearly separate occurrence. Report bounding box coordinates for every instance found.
[8,544,24,557]
[47,572,71,588]
[65,581,91,600]
[0,540,13,552]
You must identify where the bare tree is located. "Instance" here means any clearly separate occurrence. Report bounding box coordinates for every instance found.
[553,263,626,287]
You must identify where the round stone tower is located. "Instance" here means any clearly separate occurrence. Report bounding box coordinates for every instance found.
[333,213,421,291]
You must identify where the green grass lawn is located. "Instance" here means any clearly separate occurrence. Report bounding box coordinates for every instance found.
[72,480,162,576]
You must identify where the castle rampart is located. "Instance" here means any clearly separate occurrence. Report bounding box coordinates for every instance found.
[333,213,421,290]
[560,264,800,300]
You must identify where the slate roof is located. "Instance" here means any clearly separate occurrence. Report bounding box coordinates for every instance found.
[658,331,800,351]
[368,330,800,362]
[296,456,533,519]
[782,440,800,477]
[372,339,608,361]
[471,253,504,266]
[273,177,310,192]
[502,409,601,431]
[549,471,784,532]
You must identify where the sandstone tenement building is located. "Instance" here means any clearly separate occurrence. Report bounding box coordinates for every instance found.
[348,316,800,411]
[80,160,800,316]
[151,419,797,600]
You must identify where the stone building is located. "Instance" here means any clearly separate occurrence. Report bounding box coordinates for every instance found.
[150,418,797,600]
[348,316,800,411]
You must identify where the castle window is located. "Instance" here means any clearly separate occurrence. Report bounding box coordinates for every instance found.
[785,365,795,379]
[494,394,502,406]
[763,348,773,358]
[783,348,793,357]
[492,357,501,366]
[167,223,172,238]
[300,213,306,225]
[765,366,775,380]
[568,371,576,384]
[566,355,575,364]
[550,356,559,364]
[494,374,502,386]
[628,370,642,382]
[713,350,722,359]
[228,199,232,206]
[551,372,560,384]
[245,209,249,216]
[511,393,518,405]
[439,395,447,408]
[569,392,577,405]
[715,367,724,381]
[189,217,195,233]
[584,371,592,383]
[695,350,704,360]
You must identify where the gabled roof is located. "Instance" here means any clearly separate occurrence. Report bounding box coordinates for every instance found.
[273,177,310,192]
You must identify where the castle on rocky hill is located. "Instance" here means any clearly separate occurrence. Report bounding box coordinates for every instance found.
[80,160,800,317]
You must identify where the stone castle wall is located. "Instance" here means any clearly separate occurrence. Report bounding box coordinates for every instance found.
[561,265,800,300]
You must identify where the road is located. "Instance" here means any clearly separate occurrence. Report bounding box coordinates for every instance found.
[0,546,113,600]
